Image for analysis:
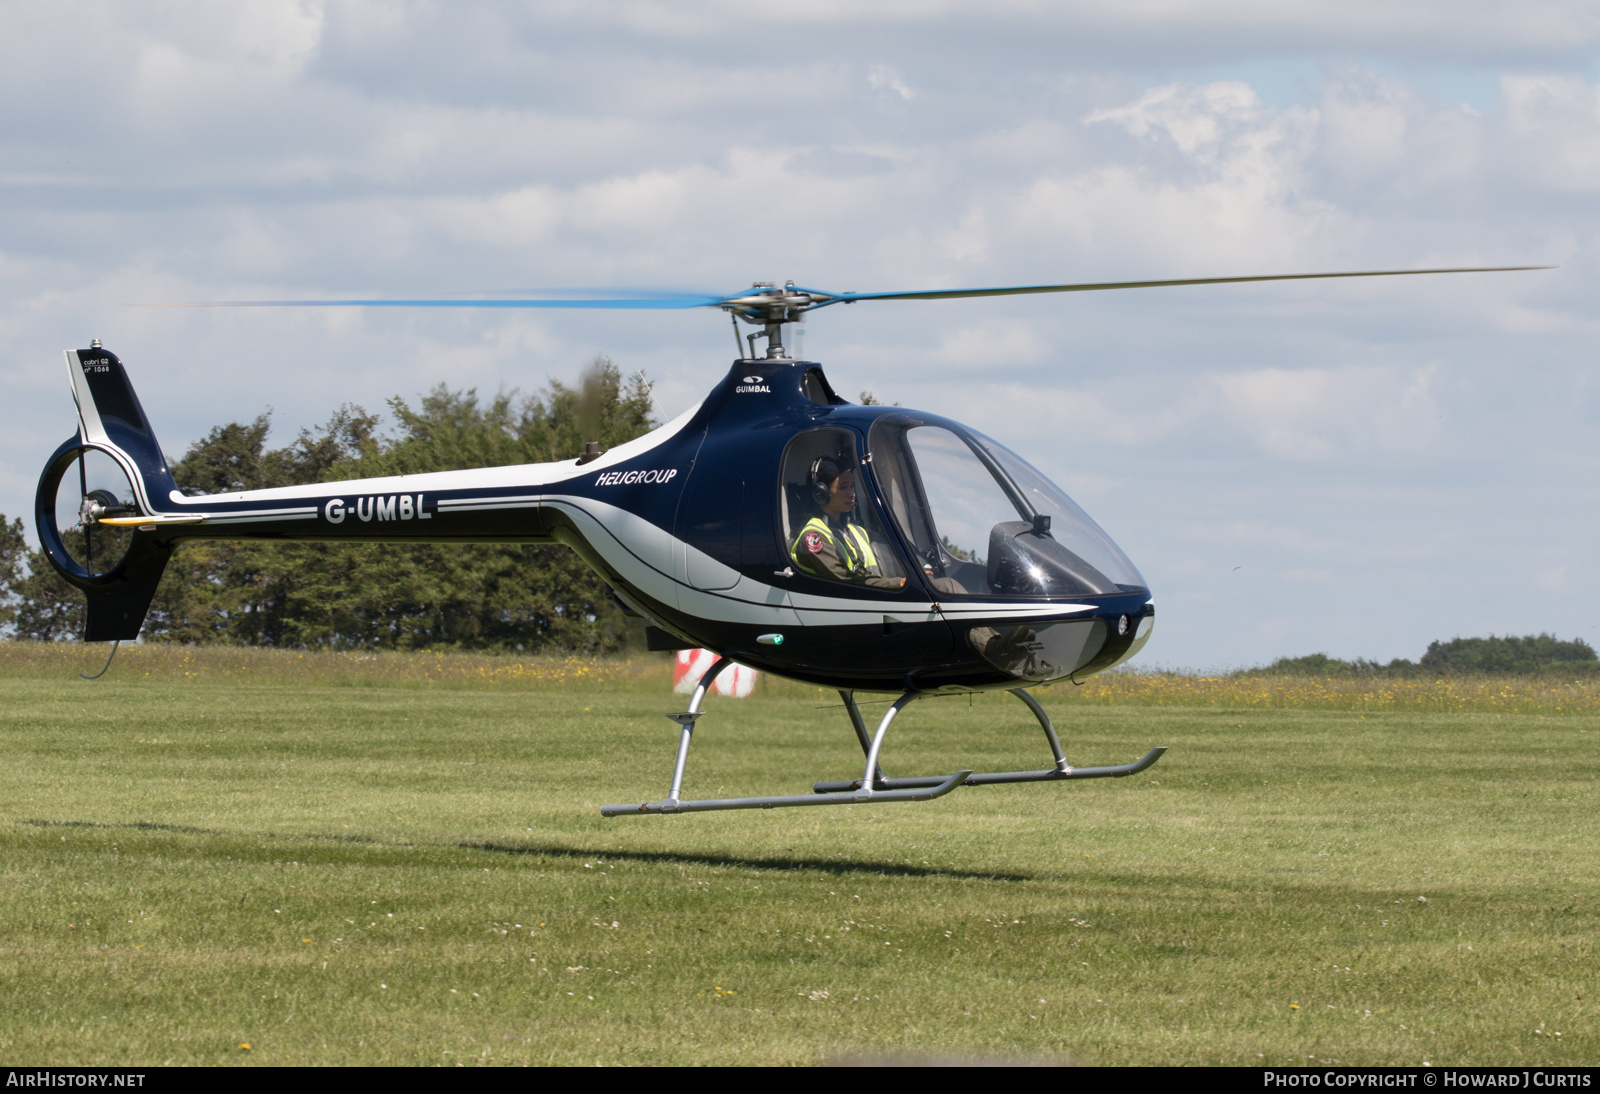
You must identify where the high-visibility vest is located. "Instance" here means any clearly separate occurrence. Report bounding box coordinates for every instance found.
[793,516,879,575]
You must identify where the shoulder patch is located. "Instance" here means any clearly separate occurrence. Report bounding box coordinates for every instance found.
[803,530,825,554]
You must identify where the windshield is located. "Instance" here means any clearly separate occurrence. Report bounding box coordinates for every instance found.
[868,415,1145,597]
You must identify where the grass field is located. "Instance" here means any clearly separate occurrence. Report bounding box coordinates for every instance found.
[0,643,1595,1066]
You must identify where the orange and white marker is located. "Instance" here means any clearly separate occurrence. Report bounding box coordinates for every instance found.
[673,649,757,697]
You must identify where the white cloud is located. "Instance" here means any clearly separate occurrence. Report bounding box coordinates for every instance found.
[1206,362,1444,461]
[1535,565,1569,591]
[1086,81,1270,158]
[1318,72,1414,181]
[868,64,916,101]
[1500,74,1600,193]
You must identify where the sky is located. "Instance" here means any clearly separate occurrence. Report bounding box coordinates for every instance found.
[2,0,1598,668]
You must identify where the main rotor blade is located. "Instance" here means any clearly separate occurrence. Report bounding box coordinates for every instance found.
[141,291,731,310]
[140,266,1550,315]
[819,266,1552,306]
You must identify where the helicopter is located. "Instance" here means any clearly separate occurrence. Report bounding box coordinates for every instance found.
[34,265,1541,816]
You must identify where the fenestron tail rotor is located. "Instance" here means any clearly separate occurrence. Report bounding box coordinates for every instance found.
[142,265,1552,360]
[53,449,138,579]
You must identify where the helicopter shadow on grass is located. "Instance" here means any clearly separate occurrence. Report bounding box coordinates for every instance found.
[23,817,216,836]
[461,842,1036,882]
[20,817,386,846]
[17,819,1032,879]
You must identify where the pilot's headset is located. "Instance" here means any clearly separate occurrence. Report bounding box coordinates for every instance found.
[808,454,848,509]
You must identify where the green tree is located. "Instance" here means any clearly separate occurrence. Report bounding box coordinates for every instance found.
[1253,653,1406,677]
[0,516,25,632]
[1249,634,1599,677]
[0,513,87,641]
[1420,634,1597,675]
[147,405,381,644]
[142,357,653,652]
[365,358,653,476]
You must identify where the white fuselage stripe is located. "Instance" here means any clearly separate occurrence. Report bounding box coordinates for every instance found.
[207,513,320,525]
[157,400,702,507]
[437,502,540,512]
[208,507,318,518]
[436,495,541,507]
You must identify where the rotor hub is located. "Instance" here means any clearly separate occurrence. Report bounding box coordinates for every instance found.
[719,281,835,326]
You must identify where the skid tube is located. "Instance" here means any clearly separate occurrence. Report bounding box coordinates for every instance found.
[814,688,1166,793]
[601,662,1163,817]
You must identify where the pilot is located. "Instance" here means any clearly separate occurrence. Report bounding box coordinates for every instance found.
[792,456,906,589]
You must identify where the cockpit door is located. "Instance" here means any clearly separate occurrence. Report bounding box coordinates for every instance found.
[779,426,955,665]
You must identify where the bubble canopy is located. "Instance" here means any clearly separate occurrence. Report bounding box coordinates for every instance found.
[866,413,1146,598]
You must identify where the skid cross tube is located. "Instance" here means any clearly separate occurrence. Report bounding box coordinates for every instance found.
[813,687,1167,793]
[602,680,972,816]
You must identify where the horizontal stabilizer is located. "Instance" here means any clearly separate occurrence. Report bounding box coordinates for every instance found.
[98,514,205,526]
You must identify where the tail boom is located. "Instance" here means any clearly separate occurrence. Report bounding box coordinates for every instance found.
[35,343,700,641]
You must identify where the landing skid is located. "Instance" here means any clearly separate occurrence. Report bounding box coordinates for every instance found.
[599,656,1165,817]
[813,688,1167,791]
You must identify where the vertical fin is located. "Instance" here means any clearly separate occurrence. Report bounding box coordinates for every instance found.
[66,345,179,509]
[38,346,179,641]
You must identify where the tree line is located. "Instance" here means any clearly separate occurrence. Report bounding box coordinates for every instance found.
[1252,634,1598,677]
[0,359,655,654]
